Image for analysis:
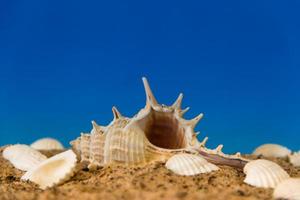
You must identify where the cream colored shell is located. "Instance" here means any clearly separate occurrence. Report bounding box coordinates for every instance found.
[289,151,300,167]
[70,77,248,169]
[2,144,47,171]
[21,150,77,189]
[243,159,289,188]
[88,121,106,169]
[253,144,291,158]
[31,138,64,150]
[273,178,300,200]
[165,153,219,176]
[104,127,147,165]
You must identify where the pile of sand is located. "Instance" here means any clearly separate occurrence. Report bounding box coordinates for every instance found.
[0,147,299,200]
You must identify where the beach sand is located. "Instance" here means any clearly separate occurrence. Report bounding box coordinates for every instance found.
[0,147,299,200]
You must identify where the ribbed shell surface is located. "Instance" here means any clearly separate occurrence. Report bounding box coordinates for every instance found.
[103,127,147,165]
[165,153,219,176]
[253,144,291,158]
[273,178,300,200]
[21,150,77,189]
[3,144,47,171]
[243,159,290,188]
[80,134,90,163]
[31,138,64,150]
[89,132,105,167]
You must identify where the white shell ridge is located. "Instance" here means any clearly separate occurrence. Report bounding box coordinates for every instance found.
[31,138,64,150]
[273,178,300,200]
[21,150,77,189]
[243,159,290,188]
[2,144,47,171]
[253,144,291,158]
[289,151,300,167]
[165,153,219,176]
[104,126,147,165]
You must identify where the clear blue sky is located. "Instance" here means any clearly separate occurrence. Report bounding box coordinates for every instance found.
[0,0,299,153]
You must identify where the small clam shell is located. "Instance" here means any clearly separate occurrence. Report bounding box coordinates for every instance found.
[31,138,64,150]
[273,178,300,200]
[165,153,219,176]
[21,150,77,189]
[2,144,47,171]
[243,159,289,188]
[253,144,291,158]
[289,151,300,167]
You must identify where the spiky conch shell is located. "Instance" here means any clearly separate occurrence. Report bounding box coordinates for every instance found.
[21,150,77,189]
[243,159,290,188]
[101,78,204,165]
[252,144,291,158]
[289,151,300,167]
[2,144,47,171]
[165,153,219,176]
[273,178,300,200]
[30,138,64,150]
[70,77,249,168]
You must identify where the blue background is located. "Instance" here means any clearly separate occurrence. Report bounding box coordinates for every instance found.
[0,0,299,153]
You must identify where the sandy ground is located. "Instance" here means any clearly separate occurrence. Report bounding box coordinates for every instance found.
[0,147,299,200]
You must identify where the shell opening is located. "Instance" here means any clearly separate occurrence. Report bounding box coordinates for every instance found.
[138,109,186,149]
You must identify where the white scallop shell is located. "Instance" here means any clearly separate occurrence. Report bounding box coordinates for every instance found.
[165,153,219,176]
[243,159,290,188]
[21,150,77,189]
[2,144,47,171]
[31,138,64,150]
[289,151,300,167]
[273,178,300,200]
[253,144,291,158]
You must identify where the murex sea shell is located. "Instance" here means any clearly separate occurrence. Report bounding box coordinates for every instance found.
[165,153,219,176]
[22,150,77,189]
[31,138,64,150]
[273,178,300,200]
[253,144,291,158]
[70,77,248,170]
[243,159,289,188]
[2,144,47,171]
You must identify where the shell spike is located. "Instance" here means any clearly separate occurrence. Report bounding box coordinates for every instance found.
[91,120,105,131]
[188,113,204,128]
[235,152,241,157]
[180,107,190,116]
[200,137,208,147]
[142,77,158,107]
[112,106,123,120]
[215,144,224,153]
[172,93,183,110]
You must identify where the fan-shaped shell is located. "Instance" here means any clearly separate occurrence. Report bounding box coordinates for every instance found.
[253,144,291,158]
[243,159,289,188]
[103,127,147,165]
[289,151,300,167]
[21,150,77,189]
[165,153,219,176]
[2,144,47,171]
[273,178,300,200]
[31,138,64,150]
